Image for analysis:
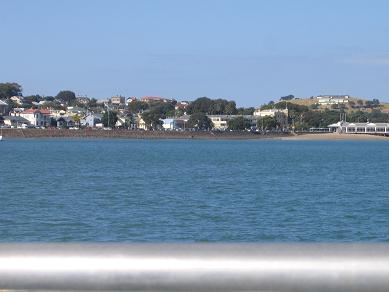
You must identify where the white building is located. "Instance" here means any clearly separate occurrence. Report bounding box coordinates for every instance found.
[317,95,349,105]
[161,118,186,130]
[207,115,257,131]
[328,121,389,134]
[18,109,51,127]
[253,108,288,118]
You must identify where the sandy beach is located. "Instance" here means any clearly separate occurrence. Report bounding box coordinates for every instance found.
[282,133,389,141]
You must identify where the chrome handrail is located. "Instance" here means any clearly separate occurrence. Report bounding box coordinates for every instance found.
[0,243,389,291]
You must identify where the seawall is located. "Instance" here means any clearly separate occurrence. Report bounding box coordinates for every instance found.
[0,128,289,140]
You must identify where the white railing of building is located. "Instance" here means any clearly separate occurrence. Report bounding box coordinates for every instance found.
[1,243,389,291]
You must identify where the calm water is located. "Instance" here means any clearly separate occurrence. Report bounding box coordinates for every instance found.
[1,139,388,242]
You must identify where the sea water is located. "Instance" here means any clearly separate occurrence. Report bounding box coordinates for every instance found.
[0,139,388,242]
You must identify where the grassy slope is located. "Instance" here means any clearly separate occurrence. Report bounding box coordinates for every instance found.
[285,97,389,113]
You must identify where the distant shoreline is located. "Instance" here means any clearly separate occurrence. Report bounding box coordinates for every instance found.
[1,129,388,141]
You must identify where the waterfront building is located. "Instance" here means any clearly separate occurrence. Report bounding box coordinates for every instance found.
[207,115,257,131]
[328,121,389,134]
[56,117,75,128]
[253,108,289,129]
[161,118,186,130]
[253,108,288,118]
[2,116,30,127]
[18,109,51,127]
[81,113,102,127]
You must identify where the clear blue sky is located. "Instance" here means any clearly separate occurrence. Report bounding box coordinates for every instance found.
[1,0,389,106]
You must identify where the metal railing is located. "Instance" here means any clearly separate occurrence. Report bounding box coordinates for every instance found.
[1,243,389,291]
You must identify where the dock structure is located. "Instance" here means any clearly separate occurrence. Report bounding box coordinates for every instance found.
[328,121,389,134]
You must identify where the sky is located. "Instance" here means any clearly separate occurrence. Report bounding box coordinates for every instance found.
[1,0,389,106]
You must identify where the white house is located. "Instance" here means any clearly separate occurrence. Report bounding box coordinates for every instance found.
[161,118,186,130]
[19,109,51,127]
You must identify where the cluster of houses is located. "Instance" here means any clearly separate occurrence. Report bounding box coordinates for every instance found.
[0,96,291,131]
[0,95,192,130]
[1,93,388,134]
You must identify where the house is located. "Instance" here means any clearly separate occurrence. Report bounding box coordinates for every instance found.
[67,106,86,116]
[317,95,349,105]
[81,113,102,127]
[110,95,125,105]
[10,96,23,105]
[19,109,51,127]
[126,97,137,105]
[115,116,126,128]
[161,118,186,130]
[2,116,30,128]
[56,117,75,128]
[136,115,147,130]
[0,100,8,115]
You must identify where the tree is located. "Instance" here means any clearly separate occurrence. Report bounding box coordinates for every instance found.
[237,107,255,115]
[141,110,163,130]
[228,116,251,130]
[225,101,238,115]
[44,96,55,102]
[187,113,213,130]
[56,90,76,104]
[102,110,118,127]
[73,114,81,127]
[187,97,213,114]
[24,95,42,103]
[257,116,277,131]
[280,94,294,101]
[0,82,22,99]
[129,100,149,113]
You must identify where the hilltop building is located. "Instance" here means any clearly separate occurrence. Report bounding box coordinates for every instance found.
[317,95,349,105]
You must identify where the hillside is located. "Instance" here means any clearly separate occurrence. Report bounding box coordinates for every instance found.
[286,97,389,113]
